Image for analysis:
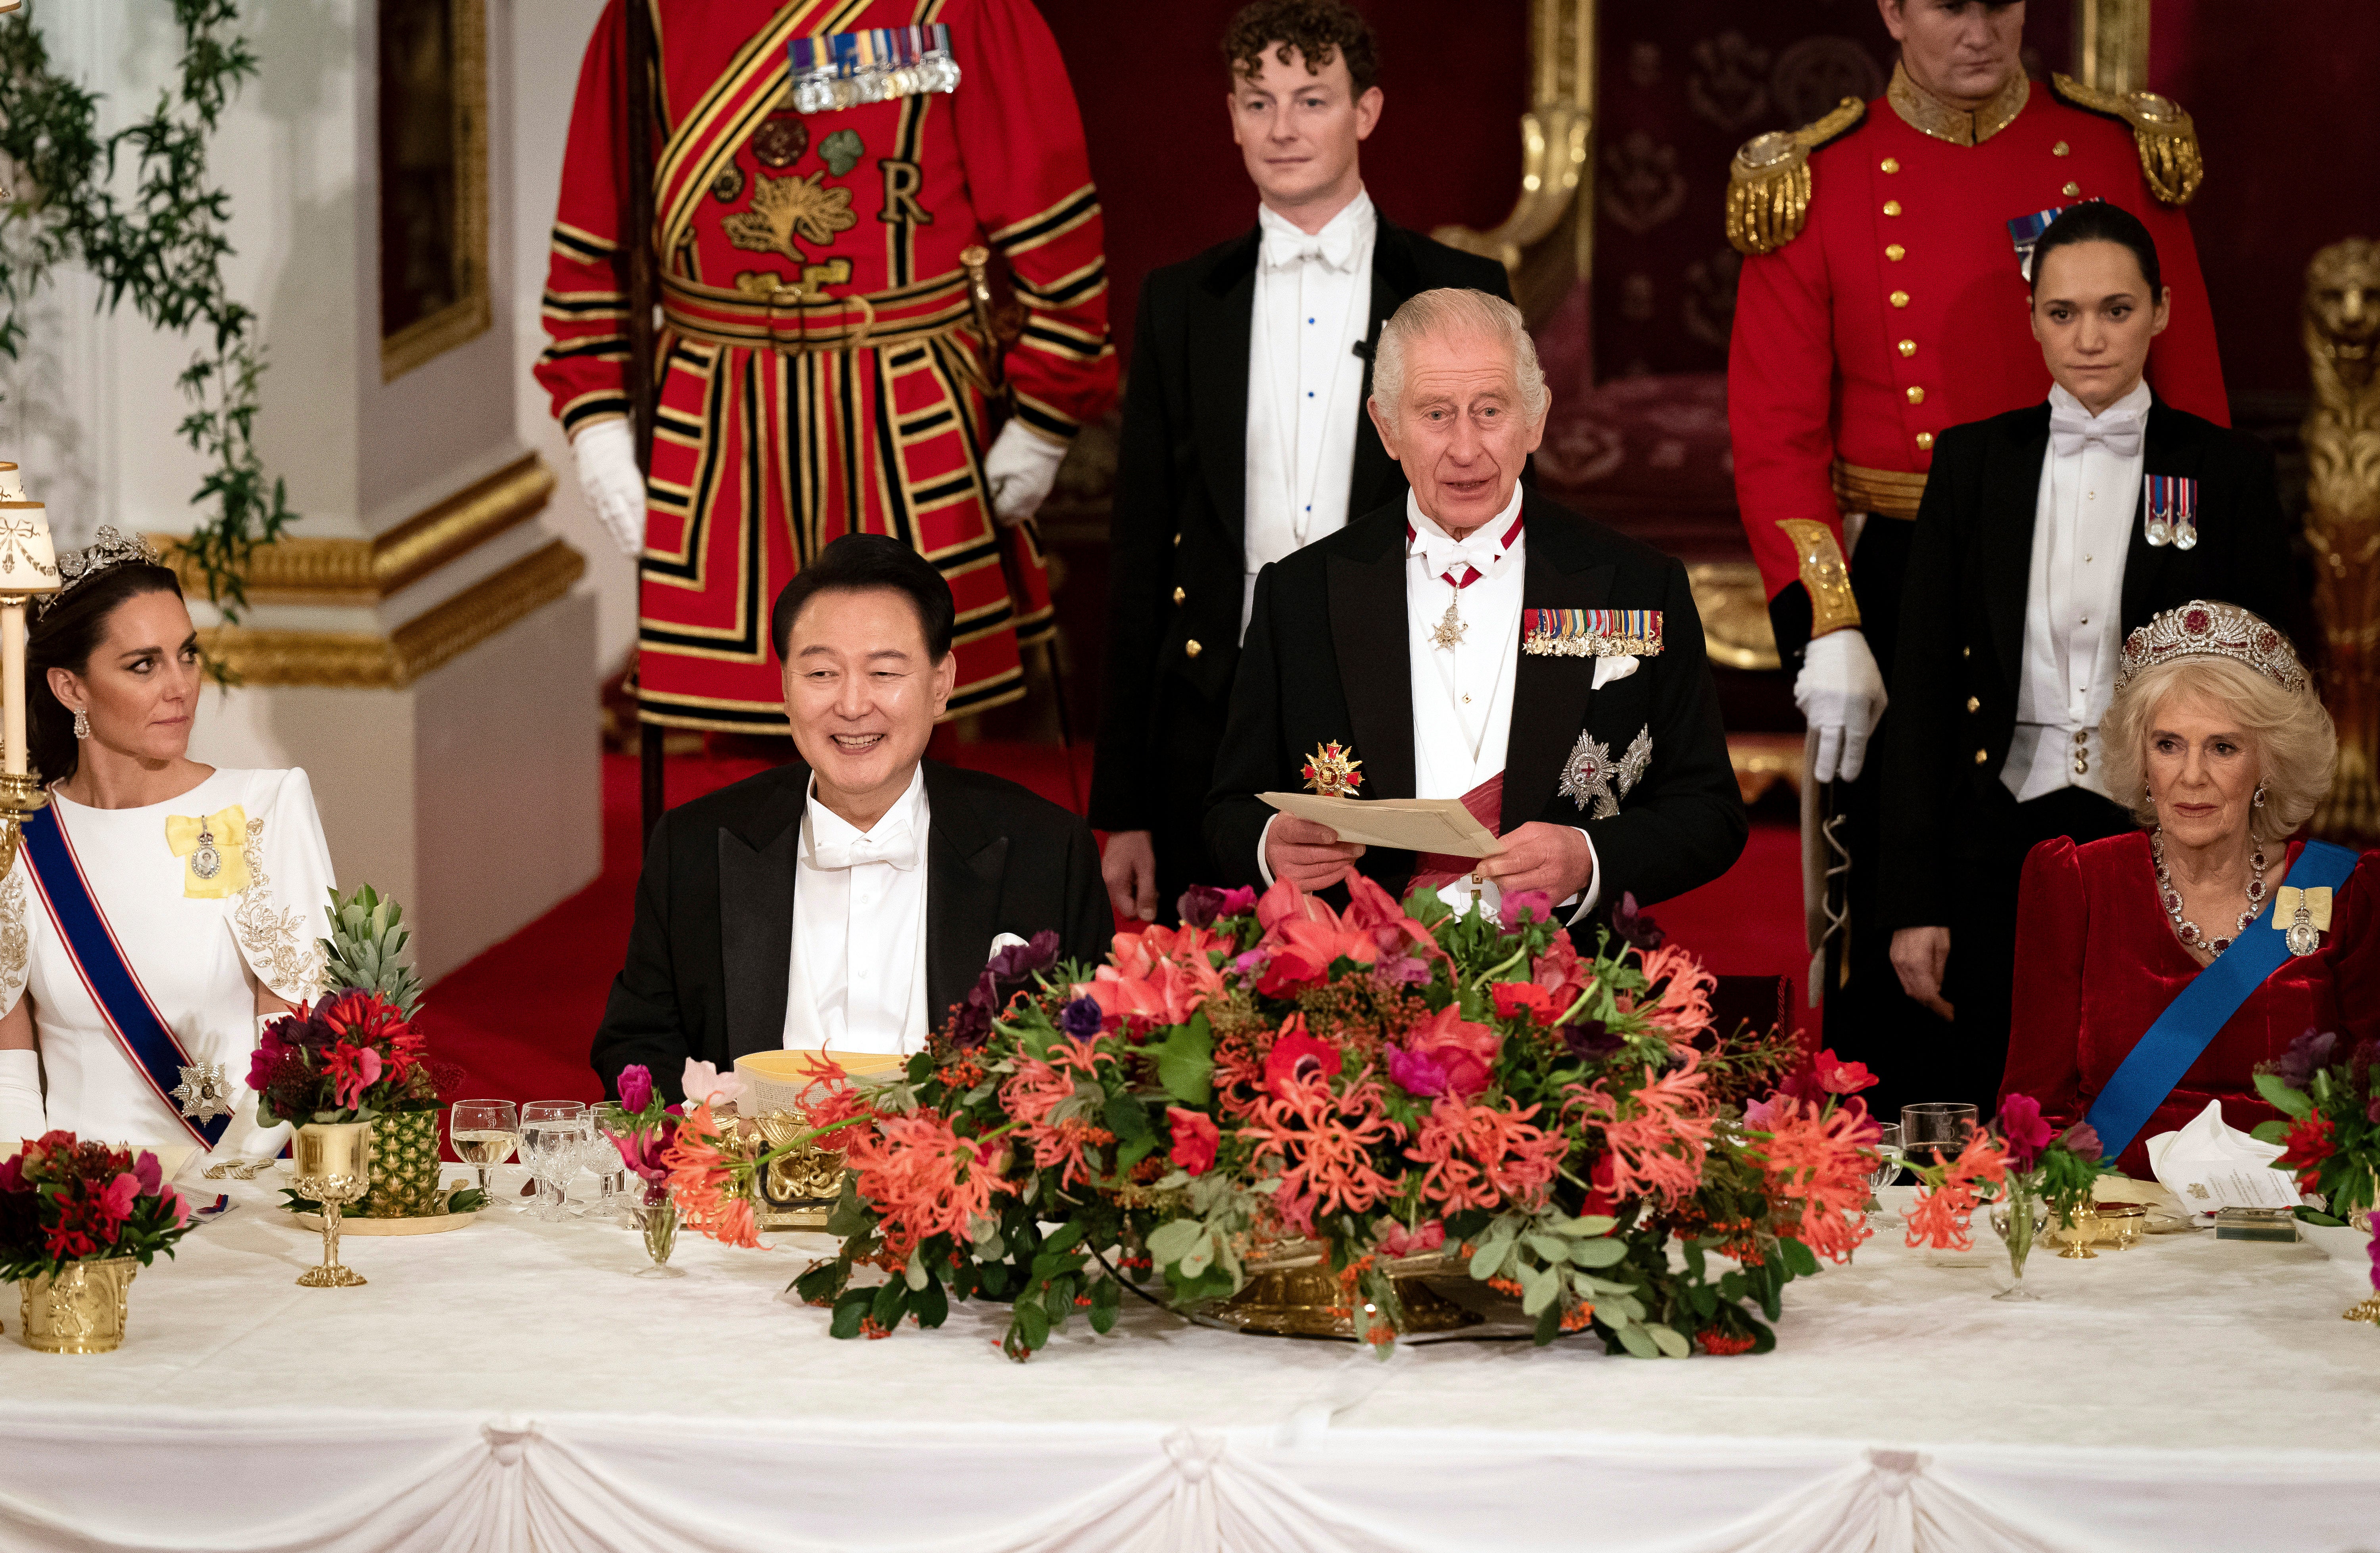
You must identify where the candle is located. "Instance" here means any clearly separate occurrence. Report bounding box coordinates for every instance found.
[0,478,61,780]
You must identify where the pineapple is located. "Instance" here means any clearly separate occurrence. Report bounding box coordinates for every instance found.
[319,883,426,1019]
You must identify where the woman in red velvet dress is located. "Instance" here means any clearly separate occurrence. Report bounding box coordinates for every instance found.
[2004,601,2380,1177]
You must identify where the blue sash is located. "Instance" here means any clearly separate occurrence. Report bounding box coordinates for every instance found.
[19,805,227,1149]
[2086,839,2360,1160]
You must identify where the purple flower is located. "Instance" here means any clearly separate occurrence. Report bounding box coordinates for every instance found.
[133,1151,162,1196]
[617,1064,654,1115]
[1377,954,1432,985]
[2278,1028,2340,1091]
[1562,1018,1622,1062]
[1388,1046,1451,1099]
[987,930,1060,984]
[1499,890,1554,928]
[0,1152,21,1193]
[949,993,995,1051]
[1059,997,1105,1039]
[2058,1121,2103,1163]
[1178,885,1230,930]
[1612,892,1666,951]
[2367,1231,2380,1295]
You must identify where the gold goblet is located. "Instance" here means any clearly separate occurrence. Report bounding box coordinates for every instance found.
[291,1121,374,1287]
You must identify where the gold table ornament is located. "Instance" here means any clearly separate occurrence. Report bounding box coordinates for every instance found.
[18,1257,137,1354]
[290,1121,374,1287]
[0,467,60,875]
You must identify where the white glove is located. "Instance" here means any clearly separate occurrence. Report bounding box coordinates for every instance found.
[572,418,647,559]
[0,1048,44,1150]
[982,422,1068,527]
[1796,627,1887,784]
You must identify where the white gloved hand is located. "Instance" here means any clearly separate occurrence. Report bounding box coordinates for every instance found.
[1795,627,1888,784]
[572,418,647,559]
[0,1048,44,1150]
[982,421,1068,527]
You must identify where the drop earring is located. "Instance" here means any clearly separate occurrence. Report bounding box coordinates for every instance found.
[71,707,89,740]
[2253,783,2268,808]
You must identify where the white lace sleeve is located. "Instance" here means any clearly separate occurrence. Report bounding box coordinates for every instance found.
[229,768,338,1004]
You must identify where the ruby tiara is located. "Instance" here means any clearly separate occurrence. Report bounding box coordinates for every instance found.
[36,527,163,619]
[2115,599,2307,695]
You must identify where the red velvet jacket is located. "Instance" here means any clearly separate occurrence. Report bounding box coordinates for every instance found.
[2004,832,2380,1177]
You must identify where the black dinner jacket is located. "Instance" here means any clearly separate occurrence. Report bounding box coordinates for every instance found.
[590,760,1111,1102]
[1203,492,1749,914]
[1087,216,1511,833]
[1879,397,2303,930]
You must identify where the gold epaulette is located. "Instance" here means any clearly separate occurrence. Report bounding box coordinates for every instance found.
[1726,97,1867,257]
[2048,73,2203,206]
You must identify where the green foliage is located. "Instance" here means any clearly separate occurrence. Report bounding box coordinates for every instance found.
[0,0,294,640]
[319,884,426,1020]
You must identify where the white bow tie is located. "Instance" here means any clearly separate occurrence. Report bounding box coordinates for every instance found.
[1413,531,1505,586]
[2048,402,2145,459]
[808,817,920,872]
[1262,225,1357,272]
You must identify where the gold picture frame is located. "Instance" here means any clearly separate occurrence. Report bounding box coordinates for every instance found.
[379,0,490,381]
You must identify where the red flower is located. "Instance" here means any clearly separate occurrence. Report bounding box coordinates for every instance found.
[1491,982,1555,1025]
[1403,1003,1502,1099]
[95,1172,140,1229]
[1263,1016,1343,1097]
[1166,1108,1219,1175]
[1811,1049,1878,1096]
[1995,1092,2054,1171]
[2278,1112,2337,1190]
[322,1043,385,1112]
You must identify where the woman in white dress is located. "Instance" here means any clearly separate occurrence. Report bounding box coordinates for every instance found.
[0,530,336,1166]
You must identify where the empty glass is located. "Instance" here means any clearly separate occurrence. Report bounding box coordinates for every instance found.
[449,1100,518,1206]
[520,1101,588,1222]
[585,1102,634,1226]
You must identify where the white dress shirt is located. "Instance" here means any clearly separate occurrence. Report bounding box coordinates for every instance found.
[785,767,932,1054]
[2004,380,2149,804]
[1242,189,1377,638]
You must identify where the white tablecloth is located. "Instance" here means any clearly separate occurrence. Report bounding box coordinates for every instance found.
[6,1177,2379,1553]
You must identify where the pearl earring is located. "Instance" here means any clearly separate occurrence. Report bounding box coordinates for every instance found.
[71,707,89,740]
[2253,783,2268,808]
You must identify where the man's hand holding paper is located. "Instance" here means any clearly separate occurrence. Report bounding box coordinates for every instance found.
[1264,813,1367,893]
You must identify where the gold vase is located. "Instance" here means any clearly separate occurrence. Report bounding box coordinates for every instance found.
[291,1121,374,1287]
[355,1106,443,1218]
[17,1257,137,1353]
[1211,1243,1480,1338]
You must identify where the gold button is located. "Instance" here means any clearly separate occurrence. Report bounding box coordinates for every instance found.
[1961,645,1970,659]
[1886,243,1906,261]
[1880,157,1900,174]
[1966,696,1980,713]
[1172,533,1182,547]
[2063,181,2081,197]
[1184,639,1202,659]
[1906,385,1925,404]
[1890,290,1910,308]
[1897,339,1917,357]
[1171,586,1185,604]
[2053,140,2071,156]
[1883,199,1902,217]
[1975,749,1989,765]
[2074,730,2089,745]
[1916,431,1935,451]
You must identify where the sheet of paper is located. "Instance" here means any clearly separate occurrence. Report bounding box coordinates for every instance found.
[1259,793,1503,859]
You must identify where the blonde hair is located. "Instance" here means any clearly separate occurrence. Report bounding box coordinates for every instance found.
[1369,288,1549,426]
[2100,653,2337,844]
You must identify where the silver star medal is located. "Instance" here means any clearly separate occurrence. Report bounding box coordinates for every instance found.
[1428,594,1467,651]
[170,1062,234,1124]
[1559,725,1653,820]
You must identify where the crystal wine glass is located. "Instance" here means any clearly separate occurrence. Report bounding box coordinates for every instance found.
[1866,1121,1905,1229]
[1899,1102,1979,1171]
[585,1101,633,1225]
[520,1101,588,1223]
[449,1100,518,1207]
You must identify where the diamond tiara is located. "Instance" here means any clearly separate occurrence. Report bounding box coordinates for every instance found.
[35,527,165,619]
[2115,600,2308,696]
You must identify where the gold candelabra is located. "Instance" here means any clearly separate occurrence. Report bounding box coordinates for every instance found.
[2303,239,2380,842]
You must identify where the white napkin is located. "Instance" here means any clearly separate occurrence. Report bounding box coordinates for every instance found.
[2145,1098,2297,1220]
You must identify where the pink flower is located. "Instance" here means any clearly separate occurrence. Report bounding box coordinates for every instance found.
[680,1058,744,1110]
[1376,1217,1445,1258]
[617,1064,654,1114]
[1387,1046,1451,1099]
[133,1151,162,1196]
[96,1171,139,1228]
[1167,1108,1219,1175]
[1404,1003,1502,1099]
[1264,1017,1343,1097]
[2367,1229,2380,1294]
[159,1185,189,1229]
[322,1043,384,1111]
[1996,1093,2053,1171]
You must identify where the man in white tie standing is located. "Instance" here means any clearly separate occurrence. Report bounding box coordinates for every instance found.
[593,536,1112,1103]
[1090,0,1511,926]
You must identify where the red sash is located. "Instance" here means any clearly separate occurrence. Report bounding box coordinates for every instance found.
[1408,773,1504,894]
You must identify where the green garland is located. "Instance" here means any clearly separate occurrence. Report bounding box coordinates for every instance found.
[0,0,293,627]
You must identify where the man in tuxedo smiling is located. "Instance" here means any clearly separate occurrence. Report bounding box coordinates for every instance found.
[593,536,1111,1102]
[1090,0,1511,925]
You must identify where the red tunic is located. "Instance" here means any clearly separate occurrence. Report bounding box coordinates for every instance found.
[2003,834,2380,1177]
[1729,77,2227,602]
[536,0,1117,727]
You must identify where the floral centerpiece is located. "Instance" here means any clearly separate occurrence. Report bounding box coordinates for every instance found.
[671,876,1885,1361]
[2251,1029,2380,1317]
[0,1133,194,1351]
[252,989,478,1217]
[1902,1095,2109,1299]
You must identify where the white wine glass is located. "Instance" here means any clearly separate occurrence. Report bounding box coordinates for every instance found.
[584,1101,633,1225]
[449,1100,518,1206]
[520,1101,587,1223]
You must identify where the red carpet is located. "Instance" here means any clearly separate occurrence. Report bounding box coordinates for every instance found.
[420,749,1805,1104]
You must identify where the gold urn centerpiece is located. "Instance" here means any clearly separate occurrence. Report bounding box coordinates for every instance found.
[735,1049,907,1230]
[0,1132,198,1354]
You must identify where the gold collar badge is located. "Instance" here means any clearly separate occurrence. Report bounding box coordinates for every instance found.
[1887,61,2029,146]
[1301,742,1363,798]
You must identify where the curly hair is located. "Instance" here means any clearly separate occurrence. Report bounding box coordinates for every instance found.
[1222,0,1380,96]
[2100,653,2337,846]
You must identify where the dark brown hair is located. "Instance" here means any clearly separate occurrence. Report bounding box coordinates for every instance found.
[29,563,185,786]
[1223,0,1380,97]
[2031,199,2163,297]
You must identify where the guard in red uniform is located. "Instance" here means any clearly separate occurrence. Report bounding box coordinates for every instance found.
[1724,0,2223,1109]
[537,0,1117,730]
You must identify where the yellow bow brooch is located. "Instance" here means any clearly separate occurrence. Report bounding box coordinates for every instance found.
[165,805,250,899]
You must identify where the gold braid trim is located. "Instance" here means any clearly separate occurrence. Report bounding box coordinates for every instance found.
[1726,97,1866,256]
[1778,520,1862,638]
[2049,73,2203,206]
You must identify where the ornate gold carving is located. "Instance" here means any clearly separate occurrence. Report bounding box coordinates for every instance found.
[380,0,491,380]
[1685,561,1780,672]
[1777,519,1862,637]
[1723,96,1865,257]
[1430,0,1595,314]
[2048,73,2202,206]
[1830,459,1930,520]
[1886,61,2028,146]
[2304,238,2380,841]
[232,815,329,1000]
[199,539,586,689]
[150,453,554,606]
